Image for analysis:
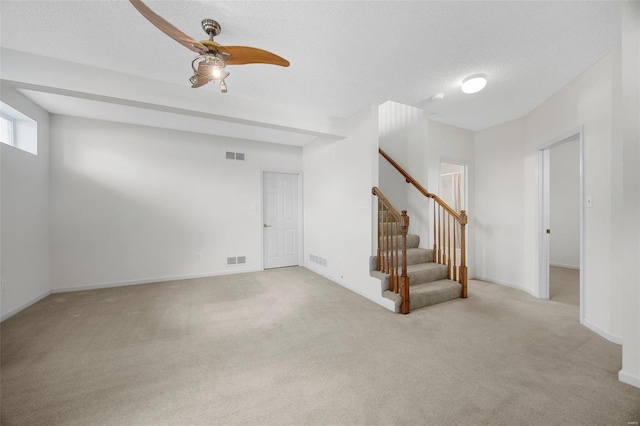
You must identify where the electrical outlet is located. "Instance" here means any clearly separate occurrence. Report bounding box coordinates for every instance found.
[1,279,7,293]
[197,253,201,260]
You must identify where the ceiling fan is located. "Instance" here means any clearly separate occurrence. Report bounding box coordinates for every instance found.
[129,0,290,93]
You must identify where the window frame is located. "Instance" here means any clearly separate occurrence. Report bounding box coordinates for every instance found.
[0,111,16,147]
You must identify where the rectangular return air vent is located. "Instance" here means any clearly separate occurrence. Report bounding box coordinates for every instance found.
[226,256,247,266]
[225,152,246,161]
[310,254,328,267]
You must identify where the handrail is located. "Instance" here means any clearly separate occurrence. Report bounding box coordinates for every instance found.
[379,148,463,222]
[378,148,468,300]
[372,187,402,220]
[372,186,410,314]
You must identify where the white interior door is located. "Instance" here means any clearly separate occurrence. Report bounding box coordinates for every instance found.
[263,172,299,269]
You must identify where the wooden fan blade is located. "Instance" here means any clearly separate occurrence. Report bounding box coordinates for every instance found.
[222,46,290,67]
[129,0,207,53]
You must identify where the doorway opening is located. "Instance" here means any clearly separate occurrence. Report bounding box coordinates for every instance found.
[439,161,468,266]
[262,171,302,269]
[538,129,584,320]
[439,162,466,214]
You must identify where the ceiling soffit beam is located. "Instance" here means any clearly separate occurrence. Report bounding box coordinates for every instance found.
[0,48,347,139]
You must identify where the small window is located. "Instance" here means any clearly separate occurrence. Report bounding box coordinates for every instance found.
[0,113,15,147]
[0,102,37,155]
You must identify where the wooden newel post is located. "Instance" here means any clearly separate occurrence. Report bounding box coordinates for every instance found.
[459,210,468,298]
[399,210,410,314]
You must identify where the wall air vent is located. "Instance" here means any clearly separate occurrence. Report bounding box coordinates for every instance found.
[227,256,246,266]
[225,152,246,161]
[310,254,328,267]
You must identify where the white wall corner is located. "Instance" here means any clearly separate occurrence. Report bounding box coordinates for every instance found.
[474,276,538,298]
[0,290,51,322]
[581,318,623,345]
[618,370,640,389]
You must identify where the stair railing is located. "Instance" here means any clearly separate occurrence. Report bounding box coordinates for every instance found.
[379,148,468,298]
[372,187,411,314]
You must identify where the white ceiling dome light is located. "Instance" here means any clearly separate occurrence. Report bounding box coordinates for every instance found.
[461,74,487,94]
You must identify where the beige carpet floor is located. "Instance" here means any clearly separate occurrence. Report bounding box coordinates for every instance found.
[550,266,580,307]
[1,267,639,425]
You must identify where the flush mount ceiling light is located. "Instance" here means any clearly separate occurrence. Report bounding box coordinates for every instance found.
[461,74,487,94]
[432,93,445,101]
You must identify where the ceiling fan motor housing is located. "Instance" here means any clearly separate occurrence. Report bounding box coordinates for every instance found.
[202,19,221,38]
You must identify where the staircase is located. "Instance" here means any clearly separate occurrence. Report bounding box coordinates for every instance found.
[370,215,462,312]
[371,148,468,314]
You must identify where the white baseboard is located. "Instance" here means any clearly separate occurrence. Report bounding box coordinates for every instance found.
[619,370,640,389]
[303,262,396,312]
[1,290,52,322]
[581,318,623,345]
[52,268,262,293]
[549,262,580,270]
[474,276,538,298]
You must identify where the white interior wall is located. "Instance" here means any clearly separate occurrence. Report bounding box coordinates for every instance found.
[303,107,394,310]
[549,137,580,269]
[620,0,640,389]
[378,101,429,239]
[524,53,617,340]
[0,85,51,319]
[475,51,622,342]
[49,115,302,291]
[473,119,526,290]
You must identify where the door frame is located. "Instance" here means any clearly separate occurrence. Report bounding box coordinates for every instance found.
[260,170,303,270]
[537,126,584,320]
[438,158,470,213]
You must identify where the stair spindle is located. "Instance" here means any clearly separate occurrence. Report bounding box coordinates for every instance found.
[432,203,437,263]
[399,210,410,314]
[447,213,452,279]
[453,215,458,281]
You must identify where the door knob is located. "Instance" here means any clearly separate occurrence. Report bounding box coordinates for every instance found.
[546,229,551,234]
[263,223,271,228]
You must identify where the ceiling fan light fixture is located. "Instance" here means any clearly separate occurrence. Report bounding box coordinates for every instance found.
[461,74,487,94]
[206,55,227,80]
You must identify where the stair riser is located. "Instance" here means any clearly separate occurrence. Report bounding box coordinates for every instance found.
[380,234,420,249]
[407,264,448,285]
[377,250,432,267]
[378,223,404,234]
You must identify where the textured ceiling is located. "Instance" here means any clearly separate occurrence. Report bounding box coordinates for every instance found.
[0,1,622,132]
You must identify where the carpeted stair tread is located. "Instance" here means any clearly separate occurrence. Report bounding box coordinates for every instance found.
[406,262,448,285]
[381,279,462,312]
[409,279,462,311]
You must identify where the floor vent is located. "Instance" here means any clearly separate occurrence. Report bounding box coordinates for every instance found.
[310,254,328,267]
[226,152,246,161]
